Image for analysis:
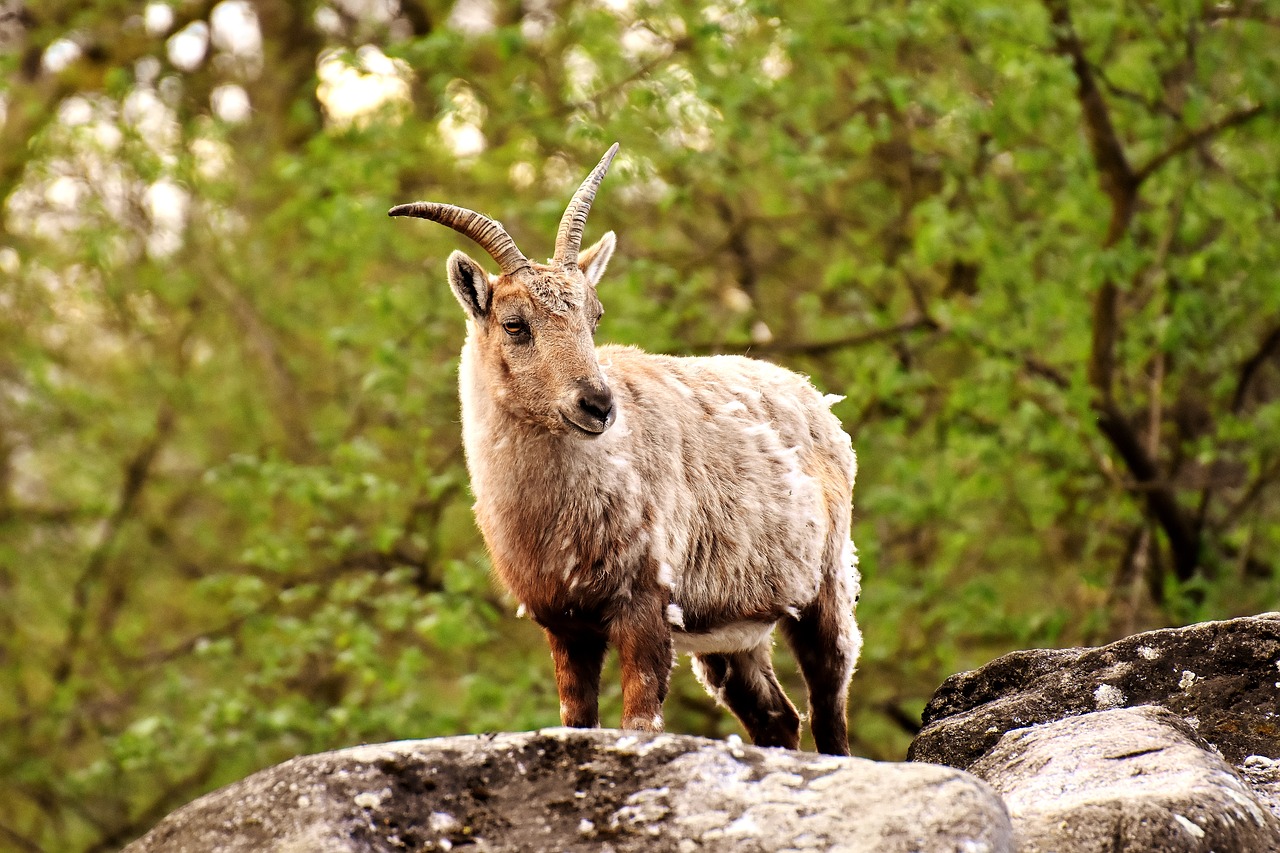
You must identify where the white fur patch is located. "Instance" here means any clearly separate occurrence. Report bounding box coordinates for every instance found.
[718,400,748,416]
[657,561,674,589]
[823,393,846,407]
[668,378,695,397]
[666,603,685,628]
[602,397,631,440]
[842,539,858,574]
[673,621,773,655]
[779,447,815,498]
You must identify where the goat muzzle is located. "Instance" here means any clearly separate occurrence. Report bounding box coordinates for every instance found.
[563,379,615,436]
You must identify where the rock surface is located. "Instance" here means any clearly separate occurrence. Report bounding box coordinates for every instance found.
[125,728,1013,853]
[910,612,1280,770]
[909,611,1280,851]
[969,706,1280,852]
[127,613,1280,852]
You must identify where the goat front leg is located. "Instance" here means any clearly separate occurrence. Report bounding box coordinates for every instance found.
[546,628,607,728]
[611,593,673,732]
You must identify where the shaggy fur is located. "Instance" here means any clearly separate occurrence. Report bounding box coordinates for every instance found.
[455,254,860,754]
[394,151,861,755]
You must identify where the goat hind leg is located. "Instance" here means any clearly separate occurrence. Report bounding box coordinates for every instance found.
[780,591,859,756]
[692,643,801,750]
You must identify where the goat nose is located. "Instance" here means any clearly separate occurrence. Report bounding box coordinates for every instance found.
[577,380,615,426]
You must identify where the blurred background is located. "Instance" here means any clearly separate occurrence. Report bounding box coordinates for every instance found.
[2,0,1278,849]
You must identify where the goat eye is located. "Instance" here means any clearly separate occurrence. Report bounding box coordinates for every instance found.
[502,319,529,337]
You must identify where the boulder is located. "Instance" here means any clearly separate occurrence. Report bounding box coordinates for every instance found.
[909,611,1280,851]
[968,706,1280,852]
[125,728,1013,853]
[909,612,1280,770]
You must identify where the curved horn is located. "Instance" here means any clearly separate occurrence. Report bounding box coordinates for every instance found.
[389,202,530,277]
[553,143,619,268]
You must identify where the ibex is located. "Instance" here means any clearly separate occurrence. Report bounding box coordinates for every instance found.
[390,144,861,754]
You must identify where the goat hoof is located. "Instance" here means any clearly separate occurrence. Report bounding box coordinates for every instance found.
[620,714,664,733]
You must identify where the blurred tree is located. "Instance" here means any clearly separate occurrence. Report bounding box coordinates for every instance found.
[0,0,1277,850]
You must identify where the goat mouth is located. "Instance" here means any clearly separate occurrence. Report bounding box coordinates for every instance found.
[561,412,610,437]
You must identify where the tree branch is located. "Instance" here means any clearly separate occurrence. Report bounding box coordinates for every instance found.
[955,329,1071,389]
[0,822,42,853]
[1093,400,1201,581]
[0,0,221,233]
[1043,0,1211,583]
[678,318,938,357]
[1220,454,1280,530]
[203,264,315,462]
[1232,325,1280,413]
[83,755,218,853]
[52,406,174,684]
[1043,0,1139,412]
[1133,105,1269,186]
[1043,0,1139,244]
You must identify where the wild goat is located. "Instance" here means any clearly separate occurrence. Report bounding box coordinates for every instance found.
[390,145,861,755]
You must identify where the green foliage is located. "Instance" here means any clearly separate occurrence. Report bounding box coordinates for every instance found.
[2,1,1278,849]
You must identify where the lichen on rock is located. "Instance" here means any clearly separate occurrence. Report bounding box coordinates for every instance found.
[125,728,1012,853]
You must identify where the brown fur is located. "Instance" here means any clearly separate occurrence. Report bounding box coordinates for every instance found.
[395,154,861,754]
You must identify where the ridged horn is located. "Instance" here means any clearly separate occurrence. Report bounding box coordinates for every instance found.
[553,143,619,269]
[388,202,530,277]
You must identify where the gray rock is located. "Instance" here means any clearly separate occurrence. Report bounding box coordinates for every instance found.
[125,728,1013,853]
[1240,754,1280,822]
[909,612,1280,770]
[968,706,1280,852]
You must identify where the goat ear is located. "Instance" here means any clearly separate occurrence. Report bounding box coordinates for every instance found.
[447,251,492,318]
[577,231,616,287]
